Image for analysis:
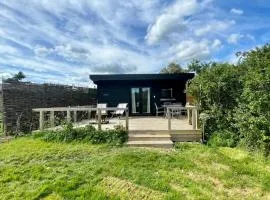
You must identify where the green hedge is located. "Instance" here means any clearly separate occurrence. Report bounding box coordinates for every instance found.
[187,44,270,157]
[32,123,128,146]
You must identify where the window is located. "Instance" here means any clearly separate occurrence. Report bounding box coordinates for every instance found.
[161,88,173,98]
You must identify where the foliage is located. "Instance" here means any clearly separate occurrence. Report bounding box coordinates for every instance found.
[160,62,185,74]
[32,123,128,146]
[187,44,270,156]
[187,62,244,139]
[186,59,212,74]
[6,71,26,82]
[235,45,270,156]
[0,138,270,199]
[207,130,239,148]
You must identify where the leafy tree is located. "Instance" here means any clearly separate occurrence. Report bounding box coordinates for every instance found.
[6,71,26,82]
[235,45,270,155]
[187,44,270,156]
[187,62,244,140]
[160,62,185,74]
[186,59,212,74]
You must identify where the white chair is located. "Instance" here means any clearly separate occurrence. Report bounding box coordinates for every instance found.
[111,103,128,119]
[96,103,108,122]
[154,103,165,116]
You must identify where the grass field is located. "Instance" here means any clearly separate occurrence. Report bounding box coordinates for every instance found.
[0,138,270,200]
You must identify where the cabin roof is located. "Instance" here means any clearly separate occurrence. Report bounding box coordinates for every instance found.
[90,73,194,83]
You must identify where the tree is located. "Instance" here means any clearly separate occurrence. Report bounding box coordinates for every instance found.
[6,71,26,82]
[160,62,185,74]
[186,59,212,74]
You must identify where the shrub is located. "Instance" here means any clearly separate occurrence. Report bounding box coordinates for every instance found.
[32,123,128,146]
[207,130,239,148]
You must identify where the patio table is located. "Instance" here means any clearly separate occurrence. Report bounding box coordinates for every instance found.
[162,104,186,118]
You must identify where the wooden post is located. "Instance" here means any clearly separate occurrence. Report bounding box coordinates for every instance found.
[50,111,55,127]
[73,110,77,122]
[39,111,44,130]
[125,108,129,131]
[88,110,91,119]
[168,108,171,133]
[196,108,200,129]
[98,108,101,130]
[67,110,71,122]
[187,109,191,125]
[192,108,196,130]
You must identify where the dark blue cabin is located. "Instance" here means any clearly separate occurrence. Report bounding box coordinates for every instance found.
[90,73,194,116]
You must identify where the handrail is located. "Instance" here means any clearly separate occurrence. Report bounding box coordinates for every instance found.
[32,106,129,131]
[167,106,199,130]
[32,106,127,112]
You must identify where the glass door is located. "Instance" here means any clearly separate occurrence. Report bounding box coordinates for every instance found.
[131,88,140,114]
[131,87,151,114]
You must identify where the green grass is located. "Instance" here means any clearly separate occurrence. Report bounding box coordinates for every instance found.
[0,138,270,200]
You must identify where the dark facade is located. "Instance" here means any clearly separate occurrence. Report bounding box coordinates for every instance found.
[90,74,194,116]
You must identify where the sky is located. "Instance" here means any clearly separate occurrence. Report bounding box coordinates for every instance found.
[1,0,270,87]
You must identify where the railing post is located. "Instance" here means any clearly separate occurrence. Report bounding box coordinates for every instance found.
[50,111,55,127]
[168,108,171,133]
[73,110,77,122]
[125,108,129,131]
[192,108,197,130]
[39,111,44,130]
[196,108,199,129]
[188,109,192,125]
[67,109,71,123]
[88,110,91,119]
[98,108,101,130]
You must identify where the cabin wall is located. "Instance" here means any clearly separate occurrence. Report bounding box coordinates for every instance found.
[96,80,187,116]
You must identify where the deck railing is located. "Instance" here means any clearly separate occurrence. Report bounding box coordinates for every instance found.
[167,106,199,133]
[32,106,129,131]
[33,105,199,133]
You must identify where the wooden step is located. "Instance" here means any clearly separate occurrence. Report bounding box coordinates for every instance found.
[128,134,171,141]
[127,140,173,148]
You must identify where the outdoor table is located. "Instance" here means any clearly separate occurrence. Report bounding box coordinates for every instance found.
[162,104,185,118]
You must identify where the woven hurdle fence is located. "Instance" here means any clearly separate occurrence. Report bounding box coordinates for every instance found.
[1,80,96,135]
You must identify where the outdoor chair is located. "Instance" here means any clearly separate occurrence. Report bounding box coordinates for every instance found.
[110,103,128,119]
[171,103,187,118]
[96,103,108,123]
[154,103,165,116]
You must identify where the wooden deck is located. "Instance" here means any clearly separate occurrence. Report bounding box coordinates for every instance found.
[81,116,193,131]
[33,106,202,146]
[73,116,202,143]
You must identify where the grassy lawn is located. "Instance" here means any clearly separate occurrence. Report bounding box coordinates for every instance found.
[0,138,270,199]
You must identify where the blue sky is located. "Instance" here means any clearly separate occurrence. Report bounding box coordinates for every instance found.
[1,0,270,86]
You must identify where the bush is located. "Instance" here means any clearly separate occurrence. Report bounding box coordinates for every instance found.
[207,130,239,148]
[32,123,128,146]
[187,44,270,157]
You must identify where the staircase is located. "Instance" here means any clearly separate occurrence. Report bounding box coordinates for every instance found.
[127,131,173,148]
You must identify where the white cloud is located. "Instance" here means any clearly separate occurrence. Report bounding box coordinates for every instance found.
[227,33,244,44]
[212,39,222,49]
[145,0,199,45]
[168,39,222,62]
[0,0,260,86]
[195,20,235,36]
[230,8,243,15]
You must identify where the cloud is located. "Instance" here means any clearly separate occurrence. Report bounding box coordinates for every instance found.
[230,8,243,15]
[91,63,137,73]
[168,39,222,62]
[195,20,235,36]
[0,0,265,86]
[227,33,244,44]
[145,0,199,45]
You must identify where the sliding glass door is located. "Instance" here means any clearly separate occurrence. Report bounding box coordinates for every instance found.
[131,87,151,114]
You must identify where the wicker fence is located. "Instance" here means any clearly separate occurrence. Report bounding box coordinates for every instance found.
[1,81,96,135]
